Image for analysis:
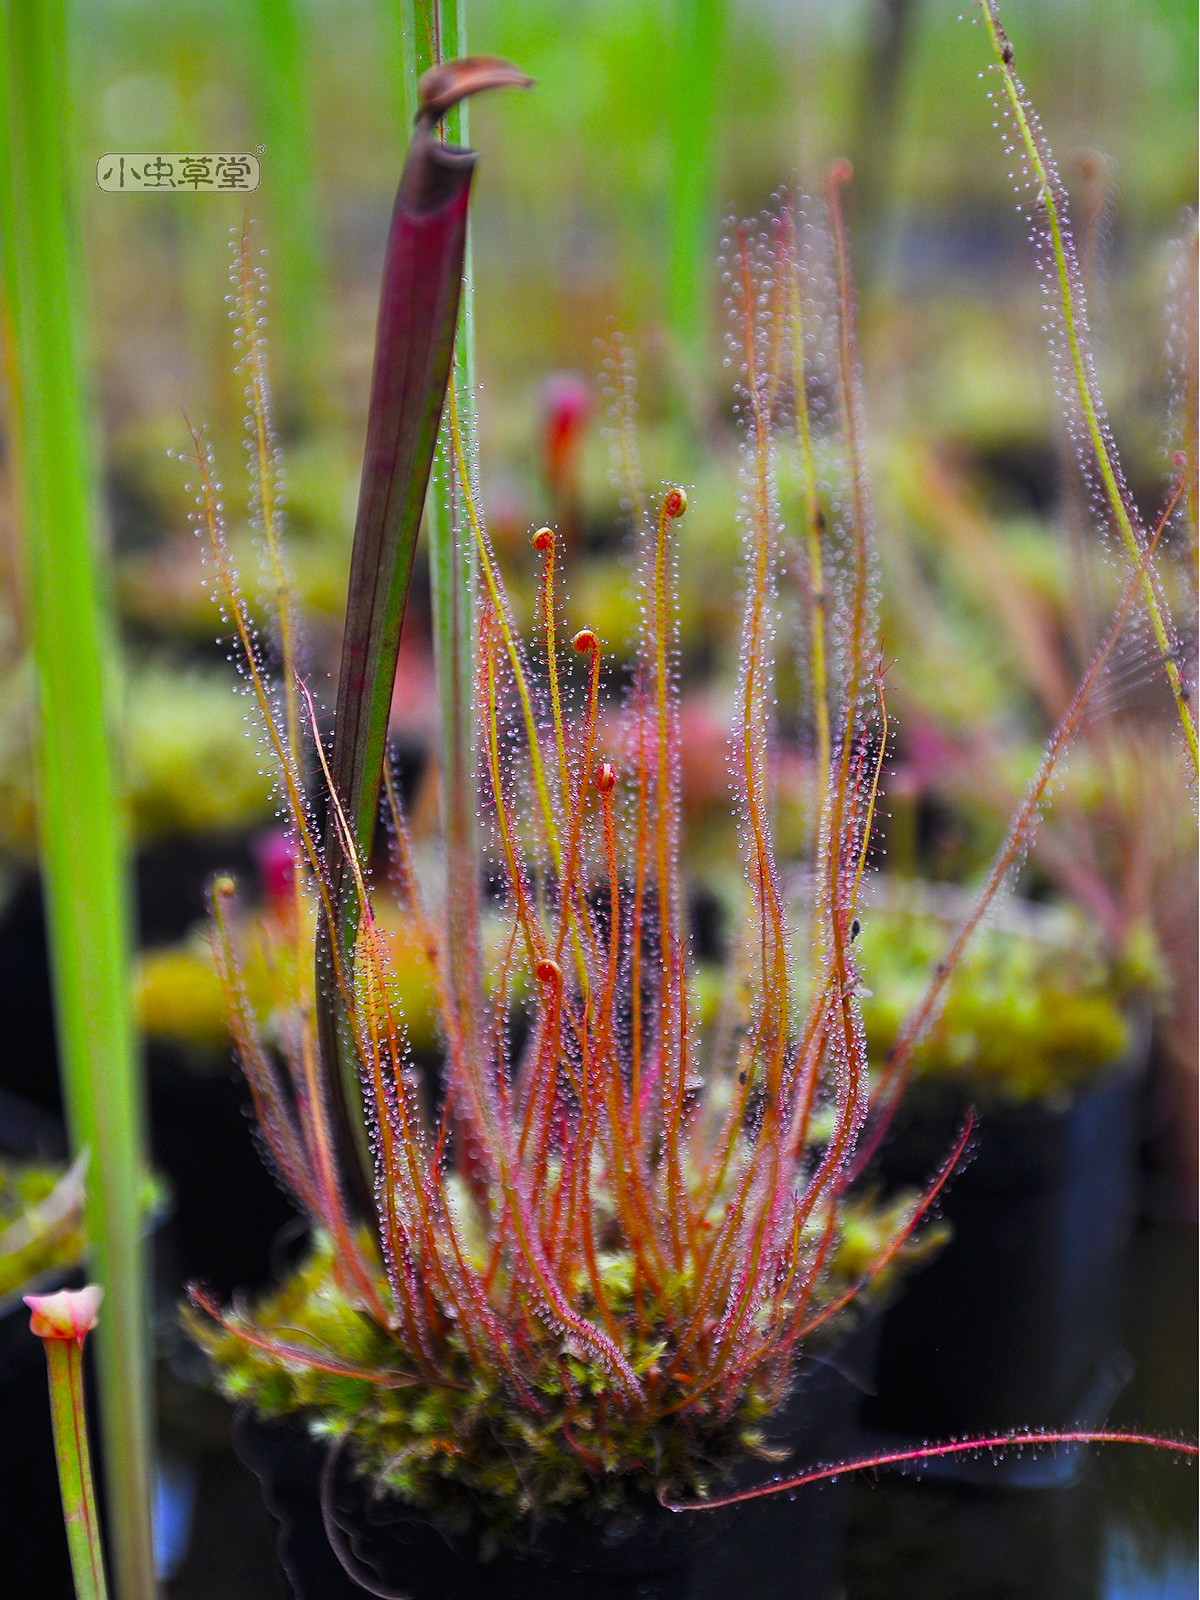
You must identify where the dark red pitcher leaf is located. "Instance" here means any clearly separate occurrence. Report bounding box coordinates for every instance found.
[322,56,530,1211]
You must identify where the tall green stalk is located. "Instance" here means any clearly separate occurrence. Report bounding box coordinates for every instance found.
[246,0,324,412]
[0,7,157,1599]
[396,0,479,1020]
[666,0,726,380]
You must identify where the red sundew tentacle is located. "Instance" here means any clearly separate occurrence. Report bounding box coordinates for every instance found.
[728,239,794,1337]
[855,470,1186,1175]
[778,200,833,955]
[299,680,443,1288]
[651,1126,769,1400]
[485,962,563,1296]
[376,1207,442,1374]
[660,1431,1199,1512]
[647,487,691,1269]
[704,1148,789,1376]
[771,1201,839,1352]
[209,896,400,1331]
[668,941,699,1262]
[414,900,644,1402]
[446,384,565,862]
[586,766,669,1305]
[309,705,486,1364]
[552,1040,607,1298]
[713,227,800,1370]
[480,607,547,971]
[380,765,518,1361]
[848,670,889,915]
[781,979,840,1166]
[779,167,876,1279]
[521,962,572,1206]
[380,761,426,918]
[629,677,653,1148]
[515,959,564,1159]
[678,1199,841,1418]
[209,880,321,1221]
[821,161,875,856]
[549,627,604,982]
[187,1289,434,1387]
[189,430,393,1327]
[489,917,523,1123]
[533,526,573,825]
[787,1115,973,1352]
[481,971,640,1408]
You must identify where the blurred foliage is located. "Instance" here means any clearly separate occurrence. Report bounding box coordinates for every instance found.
[0,660,275,855]
[1,0,1191,1145]
[855,888,1159,1104]
[0,1158,85,1301]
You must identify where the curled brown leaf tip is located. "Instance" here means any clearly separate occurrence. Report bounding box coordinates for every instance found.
[417,56,535,130]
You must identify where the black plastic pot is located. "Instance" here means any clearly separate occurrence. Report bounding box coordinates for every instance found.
[861,1028,1148,1485]
[234,1319,879,1600]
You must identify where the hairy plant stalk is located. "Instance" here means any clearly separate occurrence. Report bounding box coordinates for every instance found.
[0,8,156,1596]
[981,0,1197,770]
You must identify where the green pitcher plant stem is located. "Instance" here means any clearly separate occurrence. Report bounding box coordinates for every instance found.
[666,0,727,380]
[27,1288,111,1600]
[981,0,1198,772]
[397,0,481,1038]
[0,5,157,1597]
[246,0,324,409]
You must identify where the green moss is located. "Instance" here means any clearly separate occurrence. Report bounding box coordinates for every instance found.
[192,1235,761,1548]
[193,1196,924,1550]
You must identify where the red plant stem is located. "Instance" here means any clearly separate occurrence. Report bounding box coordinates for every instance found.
[788,1114,973,1346]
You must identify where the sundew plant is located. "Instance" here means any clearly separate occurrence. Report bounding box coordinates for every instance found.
[976,2,1197,772]
[188,7,1195,1548]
